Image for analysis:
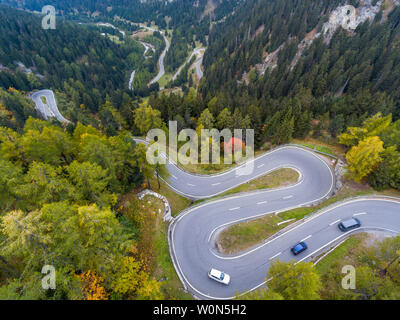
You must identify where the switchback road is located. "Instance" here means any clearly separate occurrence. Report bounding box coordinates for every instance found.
[133,138,400,299]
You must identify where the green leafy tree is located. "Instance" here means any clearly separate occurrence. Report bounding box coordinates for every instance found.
[67,161,115,207]
[73,122,102,142]
[329,114,345,137]
[17,162,74,210]
[351,266,398,300]
[198,108,215,129]
[238,288,284,300]
[0,127,24,165]
[1,202,128,283]
[267,260,321,300]
[339,113,392,147]
[346,136,384,182]
[133,105,164,135]
[369,146,400,190]
[133,143,155,189]
[154,159,169,190]
[216,108,232,130]
[22,125,75,166]
[108,132,143,191]
[0,159,23,210]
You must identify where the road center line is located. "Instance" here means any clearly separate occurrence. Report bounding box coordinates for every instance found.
[283,195,293,200]
[329,219,341,226]
[229,207,240,211]
[171,174,178,180]
[187,183,195,187]
[300,234,312,242]
[353,212,367,216]
[257,201,268,205]
[277,218,295,226]
[257,164,265,168]
[269,252,282,260]
[212,183,221,186]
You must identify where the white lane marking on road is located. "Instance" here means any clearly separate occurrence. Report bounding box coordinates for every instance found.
[229,207,240,211]
[269,252,282,260]
[277,218,295,226]
[207,210,276,243]
[300,235,312,242]
[353,212,367,216]
[257,164,265,168]
[187,183,195,187]
[212,183,221,186]
[283,195,293,200]
[142,142,329,199]
[297,226,400,267]
[257,201,268,205]
[171,174,178,180]
[329,219,341,226]
[167,145,337,299]
[184,198,396,300]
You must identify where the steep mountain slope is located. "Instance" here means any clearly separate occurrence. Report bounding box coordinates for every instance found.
[201,1,400,101]
[196,0,400,140]
[1,0,242,75]
[0,5,151,113]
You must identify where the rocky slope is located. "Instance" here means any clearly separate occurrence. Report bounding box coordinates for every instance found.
[254,0,399,76]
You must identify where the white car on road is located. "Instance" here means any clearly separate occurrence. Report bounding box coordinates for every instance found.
[208,268,230,285]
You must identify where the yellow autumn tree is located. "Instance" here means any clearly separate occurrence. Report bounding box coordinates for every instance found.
[133,105,164,135]
[78,270,109,300]
[339,113,392,147]
[113,255,148,297]
[112,245,164,300]
[136,278,163,300]
[346,136,384,182]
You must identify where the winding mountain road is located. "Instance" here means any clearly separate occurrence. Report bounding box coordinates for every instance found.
[172,48,206,81]
[30,89,70,123]
[145,26,170,86]
[139,41,155,58]
[133,138,400,299]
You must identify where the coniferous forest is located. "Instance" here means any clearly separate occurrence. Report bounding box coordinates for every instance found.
[0,0,399,302]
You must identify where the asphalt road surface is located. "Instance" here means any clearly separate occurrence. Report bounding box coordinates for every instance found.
[194,53,204,79]
[146,27,170,86]
[172,48,206,81]
[133,138,400,299]
[30,89,70,123]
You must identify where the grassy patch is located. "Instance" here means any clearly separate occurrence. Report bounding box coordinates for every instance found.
[219,168,299,197]
[278,182,374,221]
[40,96,47,104]
[315,234,367,275]
[194,168,300,205]
[149,177,192,216]
[298,143,335,156]
[217,214,283,255]
[166,147,234,175]
[153,214,193,299]
[217,182,375,255]
[292,137,344,157]
[158,72,174,88]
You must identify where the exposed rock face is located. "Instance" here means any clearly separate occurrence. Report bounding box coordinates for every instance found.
[321,1,382,43]
[253,0,398,77]
[334,159,346,195]
[255,43,285,75]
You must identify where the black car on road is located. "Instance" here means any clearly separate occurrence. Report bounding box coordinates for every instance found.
[338,218,361,232]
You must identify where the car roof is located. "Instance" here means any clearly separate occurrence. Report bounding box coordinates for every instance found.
[341,218,359,228]
[210,268,222,278]
[294,243,304,251]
